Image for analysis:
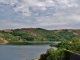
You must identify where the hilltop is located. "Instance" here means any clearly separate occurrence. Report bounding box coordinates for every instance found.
[0,28,80,44]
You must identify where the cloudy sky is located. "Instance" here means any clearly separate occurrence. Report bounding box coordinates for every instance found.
[0,0,80,30]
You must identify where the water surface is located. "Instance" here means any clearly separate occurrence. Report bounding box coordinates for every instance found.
[0,45,57,60]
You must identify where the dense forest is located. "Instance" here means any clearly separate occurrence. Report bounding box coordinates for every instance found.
[0,28,80,44]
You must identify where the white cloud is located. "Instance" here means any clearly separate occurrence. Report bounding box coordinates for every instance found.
[56,0,78,8]
[0,0,78,17]
[0,0,18,6]
[13,0,79,17]
[0,0,80,30]
[37,14,80,26]
[14,4,31,16]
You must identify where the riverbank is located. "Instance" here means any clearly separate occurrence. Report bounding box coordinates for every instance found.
[0,41,61,45]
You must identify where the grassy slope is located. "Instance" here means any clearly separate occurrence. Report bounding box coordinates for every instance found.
[0,28,80,44]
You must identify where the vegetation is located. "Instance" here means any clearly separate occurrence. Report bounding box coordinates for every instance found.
[39,48,65,60]
[58,38,80,53]
[0,28,80,44]
[39,38,80,60]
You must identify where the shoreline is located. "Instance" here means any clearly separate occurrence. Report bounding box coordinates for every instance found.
[0,41,61,45]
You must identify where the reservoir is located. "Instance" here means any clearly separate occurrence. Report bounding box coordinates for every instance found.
[0,45,57,60]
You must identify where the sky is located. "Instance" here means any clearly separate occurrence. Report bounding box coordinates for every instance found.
[0,0,80,30]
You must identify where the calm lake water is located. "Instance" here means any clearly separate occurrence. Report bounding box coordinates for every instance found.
[0,45,57,60]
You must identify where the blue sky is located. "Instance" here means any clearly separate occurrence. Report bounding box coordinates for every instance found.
[0,0,80,30]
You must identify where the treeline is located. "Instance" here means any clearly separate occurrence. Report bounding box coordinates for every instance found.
[39,38,80,60]
[12,31,34,41]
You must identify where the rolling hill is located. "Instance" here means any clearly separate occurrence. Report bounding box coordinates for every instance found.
[0,28,80,44]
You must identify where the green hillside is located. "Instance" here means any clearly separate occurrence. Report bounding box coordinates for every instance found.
[0,28,80,44]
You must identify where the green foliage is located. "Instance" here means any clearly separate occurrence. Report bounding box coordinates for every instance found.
[12,31,34,41]
[40,36,80,60]
[40,48,65,60]
[0,32,19,42]
[58,31,75,40]
[39,48,54,60]
[39,53,48,60]
[0,40,3,43]
[21,34,34,41]
[46,48,55,55]
[47,49,64,60]
[58,38,80,53]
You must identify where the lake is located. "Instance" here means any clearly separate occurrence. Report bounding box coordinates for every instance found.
[0,45,57,60]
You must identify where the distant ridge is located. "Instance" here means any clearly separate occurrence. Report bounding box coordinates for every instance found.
[0,28,80,44]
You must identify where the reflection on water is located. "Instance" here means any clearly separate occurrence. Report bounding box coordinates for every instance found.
[0,45,57,60]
